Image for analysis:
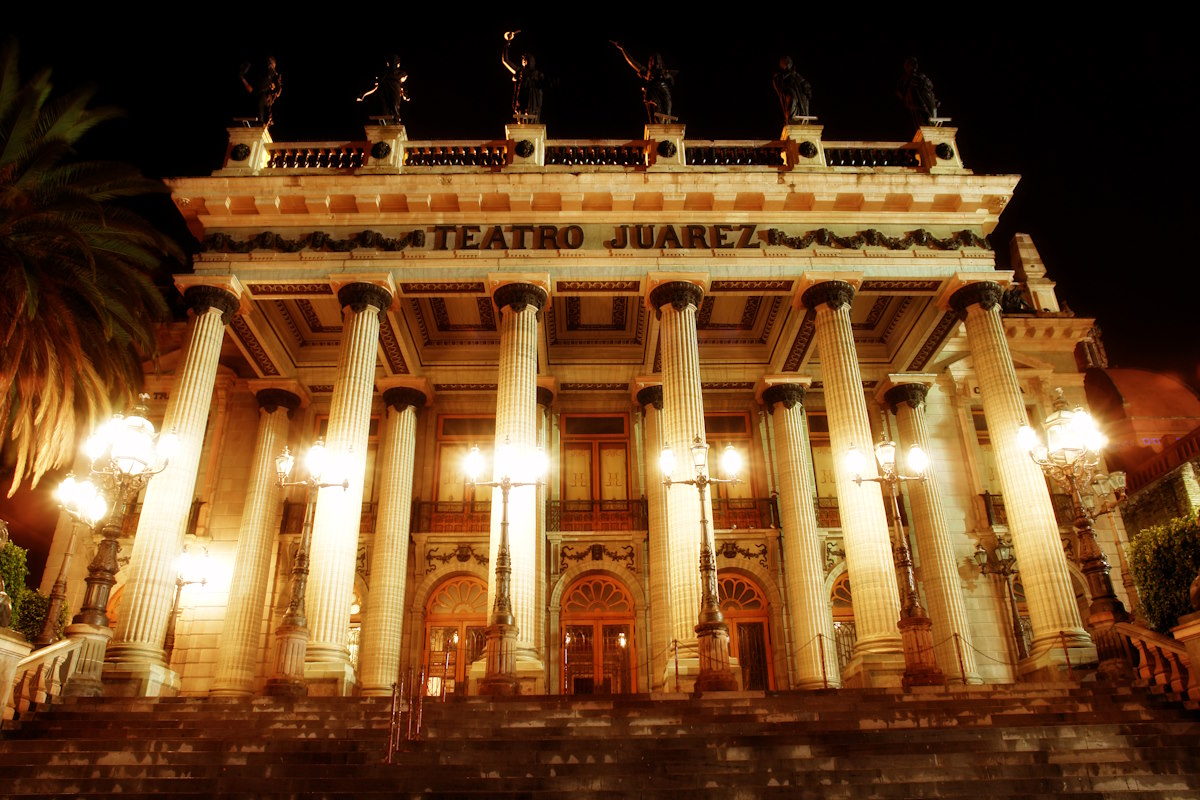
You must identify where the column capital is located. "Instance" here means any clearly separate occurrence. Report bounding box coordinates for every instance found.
[755,374,812,407]
[255,388,302,417]
[877,373,937,413]
[180,284,241,324]
[337,282,394,321]
[492,282,549,315]
[248,378,311,410]
[883,383,928,414]
[648,281,704,318]
[937,271,1014,313]
[382,386,427,413]
[636,385,664,410]
[800,280,856,312]
[536,386,555,408]
[378,377,432,411]
[762,383,808,412]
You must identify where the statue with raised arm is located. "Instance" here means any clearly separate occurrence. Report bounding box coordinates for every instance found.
[773,56,812,124]
[239,56,283,127]
[611,41,677,123]
[897,56,939,128]
[358,55,409,124]
[502,31,544,122]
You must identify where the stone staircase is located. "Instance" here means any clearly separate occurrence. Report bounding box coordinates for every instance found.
[1,681,1198,798]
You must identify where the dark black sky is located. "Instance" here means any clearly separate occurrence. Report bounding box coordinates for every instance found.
[5,14,1198,576]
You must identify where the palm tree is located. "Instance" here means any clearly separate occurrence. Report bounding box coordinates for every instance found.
[0,39,180,495]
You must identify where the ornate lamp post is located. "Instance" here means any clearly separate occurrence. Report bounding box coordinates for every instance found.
[38,476,108,647]
[846,428,945,687]
[163,543,209,664]
[1018,388,1131,676]
[973,537,1028,660]
[265,439,348,697]
[464,436,546,696]
[74,394,177,629]
[660,435,740,692]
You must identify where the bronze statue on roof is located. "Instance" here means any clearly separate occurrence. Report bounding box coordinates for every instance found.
[611,42,678,124]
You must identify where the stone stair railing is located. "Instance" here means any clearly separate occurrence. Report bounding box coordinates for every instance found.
[1115,620,1196,700]
[4,637,83,722]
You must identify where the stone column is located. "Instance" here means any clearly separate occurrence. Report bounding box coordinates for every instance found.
[358,383,426,696]
[210,387,300,697]
[882,378,981,685]
[650,279,737,691]
[483,280,547,694]
[104,284,239,697]
[305,281,393,692]
[947,281,1093,673]
[800,279,903,685]
[636,381,672,690]
[761,379,841,688]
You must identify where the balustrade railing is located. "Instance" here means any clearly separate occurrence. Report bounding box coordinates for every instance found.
[1115,621,1194,700]
[1127,424,1200,493]
[280,500,377,534]
[824,143,921,168]
[266,143,367,169]
[411,501,492,533]
[547,499,647,532]
[815,497,841,528]
[402,142,510,168]
[981,491,1074,528]
[5,637,84,721]
[685,141,794,167]
[545,142,648,167]
[711,497,779,530]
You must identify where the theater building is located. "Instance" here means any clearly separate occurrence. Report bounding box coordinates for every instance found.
[40,120,1129,698]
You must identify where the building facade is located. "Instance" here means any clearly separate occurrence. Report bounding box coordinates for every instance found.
[40,121,1131,697]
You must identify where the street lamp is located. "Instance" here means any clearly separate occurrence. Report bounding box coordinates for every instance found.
[73,394,177,629]
[38,476,108,647]
[846,426,945,687]
[464,436,546,696]
[660,435,740,692]
[163,543,209,664]
[1018,388,1131,675]
[973,537,1028,660]
[265,439,349,697]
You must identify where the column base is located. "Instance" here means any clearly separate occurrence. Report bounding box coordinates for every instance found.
[302,659,357,697]
[1088,609,1135,680]
[0,629,34,719]
[1020,630,1097,682]
[263,676,309,699]
[102,660,181,698]
[514,649,546,695]
[840,651,907,688]
[61,623,113,698]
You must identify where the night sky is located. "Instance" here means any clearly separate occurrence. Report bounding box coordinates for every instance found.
[3,14,1197,576]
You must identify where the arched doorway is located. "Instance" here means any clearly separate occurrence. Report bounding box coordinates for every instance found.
[560,574,636,695]
[422,575,487,697]
[718,572,775,690]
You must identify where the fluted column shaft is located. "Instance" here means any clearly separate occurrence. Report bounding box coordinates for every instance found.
[488,284,546,658]
[951,283,1089,658]
[107,287,238,671]
[210,391,298,696]
[653,284,708,649]
[803,281,901,655]
[306,283,391,675]
[638,385,671,688]
[764,384,841,688]
[358,388,423,695]
[886,382,981,684]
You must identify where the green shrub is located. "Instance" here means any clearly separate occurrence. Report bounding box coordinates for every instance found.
[1,539,31,632]
[1128,511,1200,632]
[13,588,70,643]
